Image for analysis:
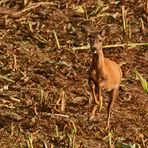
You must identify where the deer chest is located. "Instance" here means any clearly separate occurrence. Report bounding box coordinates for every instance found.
[89,69,105,84]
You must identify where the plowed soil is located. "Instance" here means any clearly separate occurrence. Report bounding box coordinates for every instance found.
[0,0,147,148]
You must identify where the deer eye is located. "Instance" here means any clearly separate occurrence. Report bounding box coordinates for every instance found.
[99,39,102,42]
[97,38,102,42]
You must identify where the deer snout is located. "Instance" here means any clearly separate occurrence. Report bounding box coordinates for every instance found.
[91,47,97,53]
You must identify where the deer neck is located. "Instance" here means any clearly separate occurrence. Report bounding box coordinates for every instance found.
[95,50,104,70]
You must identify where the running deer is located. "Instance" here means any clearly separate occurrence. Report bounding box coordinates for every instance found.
[88,28,122,129]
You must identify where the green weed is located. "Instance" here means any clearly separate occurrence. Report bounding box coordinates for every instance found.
[134,69,148,94]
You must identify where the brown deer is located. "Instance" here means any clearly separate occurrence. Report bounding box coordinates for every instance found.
[88,28,122,129]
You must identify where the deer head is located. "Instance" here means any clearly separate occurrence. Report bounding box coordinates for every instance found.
[89,29,106,54]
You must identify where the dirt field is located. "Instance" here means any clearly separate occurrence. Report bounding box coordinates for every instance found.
[0,0,147,148]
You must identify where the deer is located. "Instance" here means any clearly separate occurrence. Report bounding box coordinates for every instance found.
[88,28,122,129]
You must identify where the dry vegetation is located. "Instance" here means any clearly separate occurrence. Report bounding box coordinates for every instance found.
[0,0,148,148]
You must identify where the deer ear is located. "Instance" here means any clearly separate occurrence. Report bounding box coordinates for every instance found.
[100,25,110,37]
[100,28,106,37]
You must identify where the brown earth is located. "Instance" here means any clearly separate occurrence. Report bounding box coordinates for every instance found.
[0,0,147,148]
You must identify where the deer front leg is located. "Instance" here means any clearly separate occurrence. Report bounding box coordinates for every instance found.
[89,86,103,120]
[89,83,103,120]
[89,80,99,120]
[98,84,103,112]
[90,104,98,120]
[89,81,99,105]
[107,86,119,129]
[98,80,108,112]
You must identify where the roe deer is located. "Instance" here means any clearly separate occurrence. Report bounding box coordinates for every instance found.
[88,28,122,129]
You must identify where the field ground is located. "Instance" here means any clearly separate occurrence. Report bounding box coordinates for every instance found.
[0,0,148,148]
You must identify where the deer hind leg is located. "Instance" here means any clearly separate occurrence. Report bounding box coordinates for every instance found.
[107,86,119,129]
